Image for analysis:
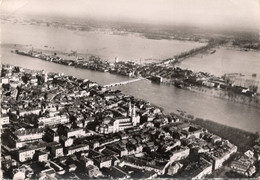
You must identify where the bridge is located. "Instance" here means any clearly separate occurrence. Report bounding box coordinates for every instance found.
[104,77,148,88]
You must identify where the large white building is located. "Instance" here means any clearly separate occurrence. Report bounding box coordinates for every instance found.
[66,144,89,155]
[169,146,190,162]
[38,115,69,126]
[19,108,41,116]
[9,128,44,148]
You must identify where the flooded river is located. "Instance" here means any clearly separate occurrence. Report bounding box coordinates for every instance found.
[1,22,260,132]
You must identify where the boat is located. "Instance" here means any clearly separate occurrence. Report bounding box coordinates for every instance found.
[174,82,184,88]
[224,73,245,77]
[210,49,216,54]
[252,73,257,77]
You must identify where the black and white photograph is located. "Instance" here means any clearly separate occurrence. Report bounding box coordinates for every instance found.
[0,0,259,179]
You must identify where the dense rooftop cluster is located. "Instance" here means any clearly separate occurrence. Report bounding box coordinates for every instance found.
[1,64,259,179]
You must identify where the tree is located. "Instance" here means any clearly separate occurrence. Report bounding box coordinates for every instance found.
[22,75,30,84]
[1,68,7,77]
[2,83,10,91]
[8,113,18,121]
[249,85,258,93]
[13,66,20,73]
[23,114,39,127]
[36,75,44,85]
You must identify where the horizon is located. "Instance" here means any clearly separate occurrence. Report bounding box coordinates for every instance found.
[1,0,259,31]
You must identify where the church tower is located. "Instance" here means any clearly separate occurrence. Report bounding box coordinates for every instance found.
[131,103,140,126]
[44,72,48,83]
[128,102,132,117]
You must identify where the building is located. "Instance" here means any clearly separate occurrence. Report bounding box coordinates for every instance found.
[15,143,46,162]
[38,115,69,126]
[1,115,10,125]
[86,164,103,178]
[36,150,49,162]
[1,77,9,84]
[230,155,256,177]
[45,128,59,142]
[9,128,44,148]
[16,149,36,162]
[11,128,44,142]
[93,156,112,168]
[192,158,213,179]
[66,128,85,138]
[202,141,237,170]
[96,103,140,134]
[167,162,183,176]
[65,144,89,155]
[169,146,190,162]
[107,145,128,157]
[60,136,74,147]
[106,166,130,179]
[50,145,64,158]
[19,108,41,116]
[79,156,94,167]
[179,158,212,179]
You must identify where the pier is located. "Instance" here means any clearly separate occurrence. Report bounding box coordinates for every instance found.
[104,77,148,88]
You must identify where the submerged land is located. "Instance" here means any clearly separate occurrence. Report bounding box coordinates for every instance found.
[1,14,260,179]
[12,46,260,109]
[1,14,259,50]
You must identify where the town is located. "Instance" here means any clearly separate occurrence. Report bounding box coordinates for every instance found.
[13,48,260,108]
[1,64,260,179]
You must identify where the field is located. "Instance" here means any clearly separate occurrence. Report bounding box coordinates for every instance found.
[192,118,258,151]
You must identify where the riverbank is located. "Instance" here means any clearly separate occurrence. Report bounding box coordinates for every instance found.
[221,44,260,52]
[191,118,258,151]
[165,111,257,151]
[184,86,260,109]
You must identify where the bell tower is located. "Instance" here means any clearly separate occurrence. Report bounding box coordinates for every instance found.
[128,102,132,117]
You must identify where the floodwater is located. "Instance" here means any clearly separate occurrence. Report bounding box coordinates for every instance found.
[1,22,204,62]
[1,22,260,132]
[178,47,260,92]
[2,49,260,133]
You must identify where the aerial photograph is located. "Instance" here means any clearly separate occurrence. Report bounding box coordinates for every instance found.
[0,0,259,179]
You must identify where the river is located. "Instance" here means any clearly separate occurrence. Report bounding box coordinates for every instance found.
[178,47,260,92]
[1,22,204,63]
[1,22,260,133]
[1,48,260,133]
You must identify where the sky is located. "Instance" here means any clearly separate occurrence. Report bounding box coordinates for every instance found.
[1,0,259,30]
